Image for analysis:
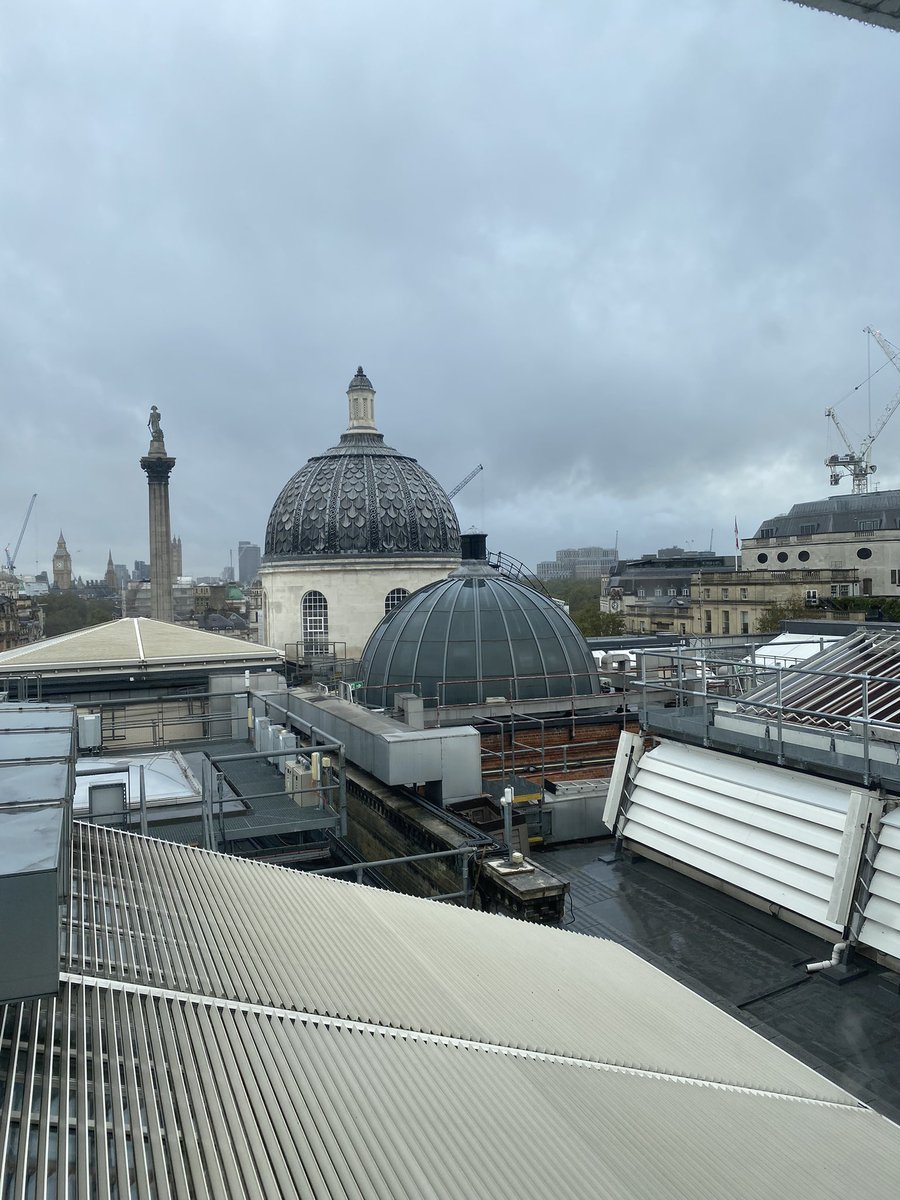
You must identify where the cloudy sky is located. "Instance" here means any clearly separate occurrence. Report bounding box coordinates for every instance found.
[2,0,899,580]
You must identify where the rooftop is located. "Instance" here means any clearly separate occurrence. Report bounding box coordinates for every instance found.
[0,617,283,677]
[3,819,900,1197]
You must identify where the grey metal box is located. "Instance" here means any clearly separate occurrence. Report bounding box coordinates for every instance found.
[0,806,65,1002]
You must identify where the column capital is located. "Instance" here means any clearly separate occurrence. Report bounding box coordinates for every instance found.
[140,455,176,483]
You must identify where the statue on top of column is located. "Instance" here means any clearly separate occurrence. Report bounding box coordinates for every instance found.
[148,405,164,442]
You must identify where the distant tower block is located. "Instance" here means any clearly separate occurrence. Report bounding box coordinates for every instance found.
[140,406,176,622]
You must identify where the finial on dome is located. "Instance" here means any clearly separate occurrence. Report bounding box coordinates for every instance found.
[346,366,377,433]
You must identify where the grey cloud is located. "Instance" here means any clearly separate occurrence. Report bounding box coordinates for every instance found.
[1,0,899,578]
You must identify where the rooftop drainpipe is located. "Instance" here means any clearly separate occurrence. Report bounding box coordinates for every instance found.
[806,941,849,974]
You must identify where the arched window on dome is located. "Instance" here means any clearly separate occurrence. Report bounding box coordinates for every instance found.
[302,590,329,656]
[385,588,409,615]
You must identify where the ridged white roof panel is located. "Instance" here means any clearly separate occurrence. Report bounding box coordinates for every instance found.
[2,981,899,1200]
[66,822,853,1102]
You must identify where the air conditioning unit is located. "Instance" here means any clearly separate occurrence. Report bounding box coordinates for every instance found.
[268,725,285,766]
[275,729,297,775]
[254,716,271,753]
[285,758,319,807]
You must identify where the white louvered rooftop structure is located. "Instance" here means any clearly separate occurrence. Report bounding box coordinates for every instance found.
[3,821,900,1198]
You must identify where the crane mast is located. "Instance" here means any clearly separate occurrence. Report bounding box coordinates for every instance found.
[4,493,37,573]
[447,464,484,500]
[825,328,900,494]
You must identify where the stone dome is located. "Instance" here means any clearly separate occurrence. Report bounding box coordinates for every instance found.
[357,534,603,706]
[265,368,461,559]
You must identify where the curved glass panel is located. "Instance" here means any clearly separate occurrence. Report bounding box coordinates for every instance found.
[357,574,601,707]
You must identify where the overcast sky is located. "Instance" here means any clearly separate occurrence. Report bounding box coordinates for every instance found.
[2,0,899,580]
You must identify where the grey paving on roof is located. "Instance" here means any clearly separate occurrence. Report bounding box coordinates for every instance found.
[541,840,900,1124]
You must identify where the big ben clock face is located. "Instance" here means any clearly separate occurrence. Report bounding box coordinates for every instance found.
[609,599,620,612]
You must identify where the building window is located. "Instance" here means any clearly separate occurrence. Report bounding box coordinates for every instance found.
[831,585,839,597]
[385,587,409,614]
[739,587,748,600]
[892,570,899,586]
[857,519,882,531]
[667,587,676,596]
[637,588,646,599]
[857,547,872,560]
[654,587,663,597]
[703,588,711,600]
[740,611,749,634]
[704,610,712,634]
[776,551,788,563]
[302,590,329,655]
[806,590,818,602]
[721,588,729,600]
[799,523,818,535]
[722,611,730,634]
[759,527,775,539]
[680,587,690,597]
[757,553,768,564]
[797,550,810,562]
[840,584,850,596]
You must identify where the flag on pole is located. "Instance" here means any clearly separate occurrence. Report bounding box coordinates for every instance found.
[734,517,740,551]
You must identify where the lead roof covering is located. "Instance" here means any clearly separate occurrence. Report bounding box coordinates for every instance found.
[264,437,461,559]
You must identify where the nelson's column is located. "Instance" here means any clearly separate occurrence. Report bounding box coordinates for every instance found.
[140,406,176,622]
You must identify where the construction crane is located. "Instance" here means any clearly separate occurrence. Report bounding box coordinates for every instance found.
[447,464,483,500]
[825,328,900,494]
[4,492,37,573]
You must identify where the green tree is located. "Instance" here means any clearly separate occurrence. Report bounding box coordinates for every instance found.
[570,606,626,637]
[755,593,813,634]
[39,592,116,638]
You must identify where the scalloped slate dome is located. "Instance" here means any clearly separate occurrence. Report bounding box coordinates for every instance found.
[358,534,603,706]
[265,368,461,558]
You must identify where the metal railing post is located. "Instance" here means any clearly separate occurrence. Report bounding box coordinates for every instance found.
[138,765,148,837]
[775,669,784,765]
[862,675,870,786]
[338,744,348,837]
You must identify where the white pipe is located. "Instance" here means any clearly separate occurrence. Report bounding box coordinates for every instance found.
[806,941,849,974]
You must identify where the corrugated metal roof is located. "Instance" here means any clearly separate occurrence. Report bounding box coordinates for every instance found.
[0,617,283,673]
[3,979,900,1200]
[4,820,900,1196]
[65,822,852,1102]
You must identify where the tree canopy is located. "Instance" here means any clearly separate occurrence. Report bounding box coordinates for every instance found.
[39,592,117,638]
